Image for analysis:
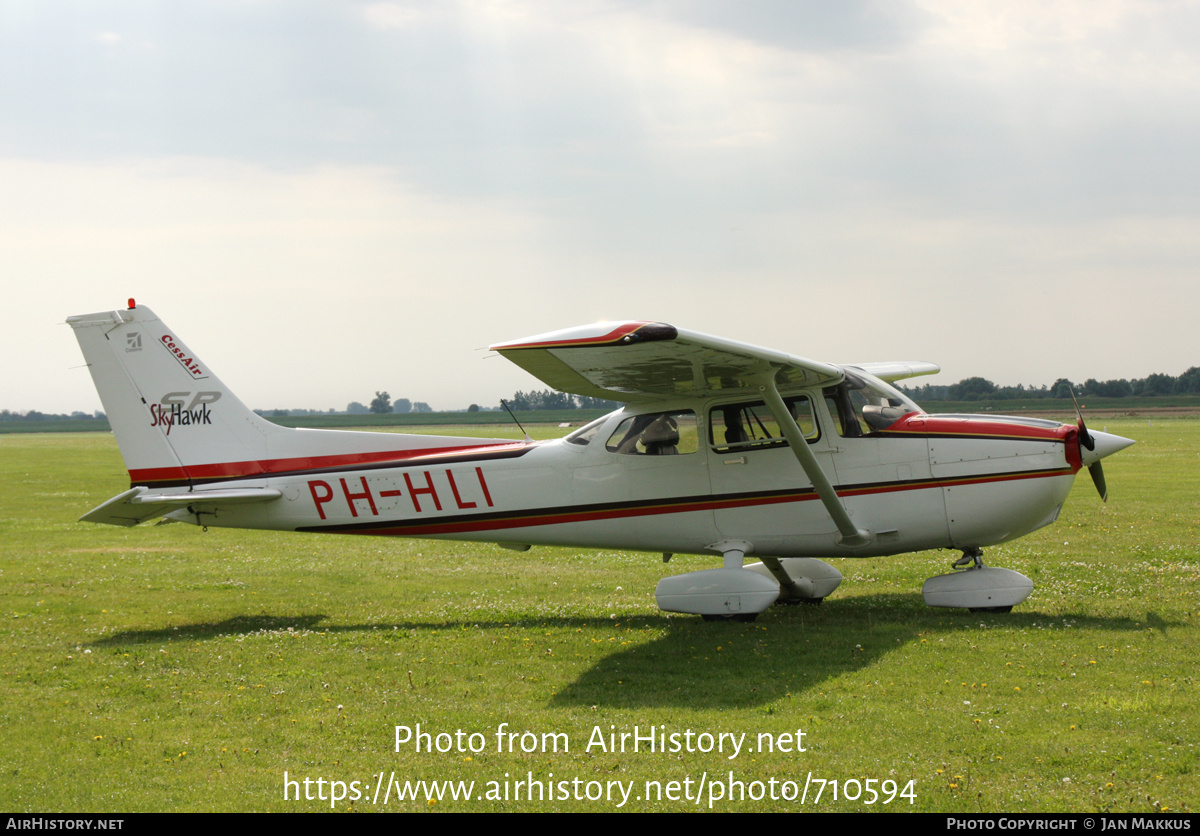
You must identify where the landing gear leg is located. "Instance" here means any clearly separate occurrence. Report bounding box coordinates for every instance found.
[744,557,843,606]
[953,547,984,570]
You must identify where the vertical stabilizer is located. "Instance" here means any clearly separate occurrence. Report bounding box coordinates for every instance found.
[68,302,279,488]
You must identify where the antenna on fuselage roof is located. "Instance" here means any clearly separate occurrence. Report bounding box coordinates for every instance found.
[500,399,533,443]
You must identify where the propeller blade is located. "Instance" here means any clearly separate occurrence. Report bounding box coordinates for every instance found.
[1069,389,1095,451]
[1089,462,1108,503]
[1068,388,1131,501]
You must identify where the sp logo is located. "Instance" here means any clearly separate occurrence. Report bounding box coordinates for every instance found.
[150,391,222,433]
[160,391,222,410]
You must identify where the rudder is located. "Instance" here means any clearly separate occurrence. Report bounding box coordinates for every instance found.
[68,301,280,488]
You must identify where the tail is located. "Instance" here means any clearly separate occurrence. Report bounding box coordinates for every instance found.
[68,300,283,489]
[69,301,522,527]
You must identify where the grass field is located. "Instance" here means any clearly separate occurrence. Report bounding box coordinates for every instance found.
[1,419,1195,812]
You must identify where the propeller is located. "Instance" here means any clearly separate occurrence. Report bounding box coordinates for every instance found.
[1069,390,1114,502]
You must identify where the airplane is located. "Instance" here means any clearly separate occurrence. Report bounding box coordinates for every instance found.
[67,300,1134,621]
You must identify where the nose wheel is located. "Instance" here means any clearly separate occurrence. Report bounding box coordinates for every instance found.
[922,547,1032,612]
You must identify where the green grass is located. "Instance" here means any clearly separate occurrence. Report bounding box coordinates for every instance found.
[0,419,1195,812]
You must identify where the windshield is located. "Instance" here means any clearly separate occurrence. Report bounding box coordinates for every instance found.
[824,371,922,436]
[564,414,613,446]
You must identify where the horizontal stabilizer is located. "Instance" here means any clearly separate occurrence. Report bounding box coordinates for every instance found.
[81,486,282,527]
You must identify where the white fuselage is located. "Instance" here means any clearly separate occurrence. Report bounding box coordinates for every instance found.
[182,397,1079,561]
[68,304,1134,617]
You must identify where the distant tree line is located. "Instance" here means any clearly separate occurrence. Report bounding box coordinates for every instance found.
[353,392,432,414]
[503,389,622,411]
[254,407,337,418]
[900,366,1200,401]
[0,409,106,421]
[15,366,1200,421]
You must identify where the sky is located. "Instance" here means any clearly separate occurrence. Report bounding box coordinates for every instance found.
[3,0,1198,414]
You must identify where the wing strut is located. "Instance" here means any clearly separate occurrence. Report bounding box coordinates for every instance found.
[754,370,872,549]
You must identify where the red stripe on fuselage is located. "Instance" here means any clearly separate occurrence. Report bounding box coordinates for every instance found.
[127,442,529,486]
[880,414,1082,473]
[882,413,1072,441]
[313,467,1072,538]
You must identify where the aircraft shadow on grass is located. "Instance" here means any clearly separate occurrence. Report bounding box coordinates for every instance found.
[87,596,1168,709]
[550,596,1168,709]
[89,613,331,646]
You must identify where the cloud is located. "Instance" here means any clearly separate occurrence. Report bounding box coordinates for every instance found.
[649,0,925,52]
[5,0,1197,219]
[3,1,1199,412]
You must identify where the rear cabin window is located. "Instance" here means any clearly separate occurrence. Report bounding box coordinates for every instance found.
[605,411,698,455]
[708,396,818,452]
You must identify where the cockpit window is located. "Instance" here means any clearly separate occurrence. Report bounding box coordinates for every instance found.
[708,395,818,452]
[823,371,921,437]
[605,410,698,455]
[564,415,609,446]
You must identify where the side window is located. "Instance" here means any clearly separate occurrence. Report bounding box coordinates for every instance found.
[605,411,698,455]
[709,396,818,452]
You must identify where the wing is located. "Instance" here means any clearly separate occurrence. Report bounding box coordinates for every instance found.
[845,361,941,383]
[490,322,846,403]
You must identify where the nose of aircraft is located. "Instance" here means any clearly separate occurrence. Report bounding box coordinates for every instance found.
[1074,428,1134,503]
[1080,429,1136,468]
